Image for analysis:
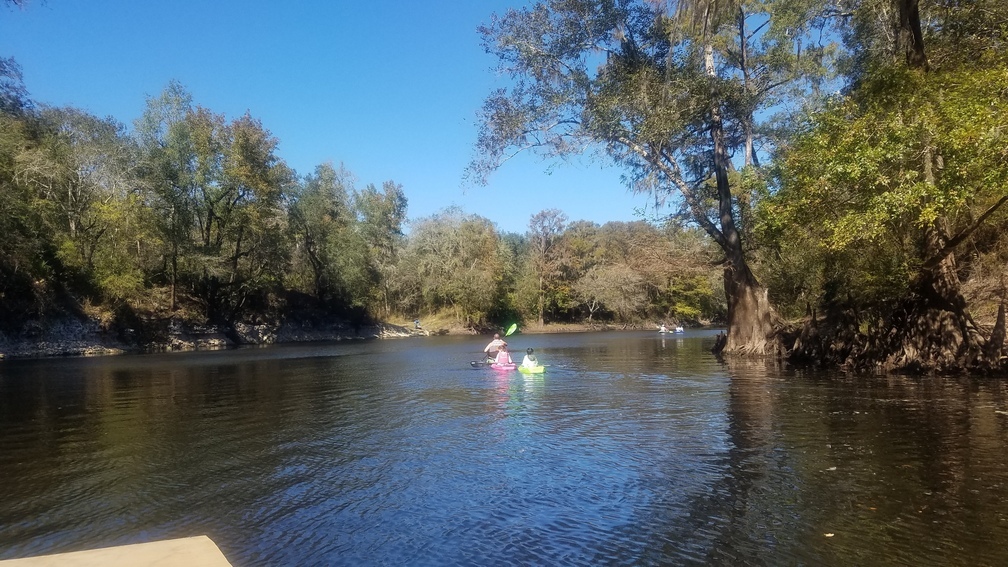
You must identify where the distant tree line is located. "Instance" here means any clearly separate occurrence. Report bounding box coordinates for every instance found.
[0,69,724,335]
[399,207,724,328]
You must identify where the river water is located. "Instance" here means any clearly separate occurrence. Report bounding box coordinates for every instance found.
[1,330,1007,566]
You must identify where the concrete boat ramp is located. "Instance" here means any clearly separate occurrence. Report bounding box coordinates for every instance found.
[0,536,233,566]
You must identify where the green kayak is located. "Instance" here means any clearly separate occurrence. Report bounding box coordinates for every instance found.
[518,364,545,374]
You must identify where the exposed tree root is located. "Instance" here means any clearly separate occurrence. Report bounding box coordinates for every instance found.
[786,296,1006,374]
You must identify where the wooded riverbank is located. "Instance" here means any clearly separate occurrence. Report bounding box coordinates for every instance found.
[0,314,672,360]
[0,315,423,360]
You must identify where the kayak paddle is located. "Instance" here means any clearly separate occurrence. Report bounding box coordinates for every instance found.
[505,323,518,337]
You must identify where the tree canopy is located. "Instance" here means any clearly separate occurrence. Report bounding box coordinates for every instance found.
[757,0,1008,371]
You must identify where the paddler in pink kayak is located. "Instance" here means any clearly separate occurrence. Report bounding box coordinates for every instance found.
[494,344,514,366]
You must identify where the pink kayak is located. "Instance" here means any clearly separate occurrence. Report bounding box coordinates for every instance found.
[490,363,516,371]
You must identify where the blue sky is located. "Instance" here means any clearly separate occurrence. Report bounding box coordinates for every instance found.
[1,0,660,234]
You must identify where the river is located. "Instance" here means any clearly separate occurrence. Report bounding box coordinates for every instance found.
[1,330,1007,566]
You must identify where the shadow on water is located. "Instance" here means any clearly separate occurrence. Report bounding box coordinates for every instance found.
[630,357,1008,566]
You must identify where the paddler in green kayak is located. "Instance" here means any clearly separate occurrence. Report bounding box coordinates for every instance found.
[521,348,538,369]
[519,347,545,373]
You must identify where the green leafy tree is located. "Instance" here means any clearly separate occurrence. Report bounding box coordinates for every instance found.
[355,180,408,316]
[770,66,1008,370]
[287,163,355,303]
[136,83,293,320]
[574,263,646,325]
[526,208,567,325]
[405,207,508,324]
[470,0,835,353]
[213,112,294,318]
[0,70,53,323]
[560,220,603,277]
[766,0,1008,370]
[288,165,406,313]
[135,81,197,311]
[18,108,141,286]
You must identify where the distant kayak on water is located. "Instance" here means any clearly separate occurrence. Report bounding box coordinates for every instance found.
[518,365,545,374]
[491,363,516,371]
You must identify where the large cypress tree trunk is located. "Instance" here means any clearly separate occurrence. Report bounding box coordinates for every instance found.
[722,257,777,354]
[703,43,779,355]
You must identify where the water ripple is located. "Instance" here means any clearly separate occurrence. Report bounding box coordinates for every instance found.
[3,335,1008,565]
